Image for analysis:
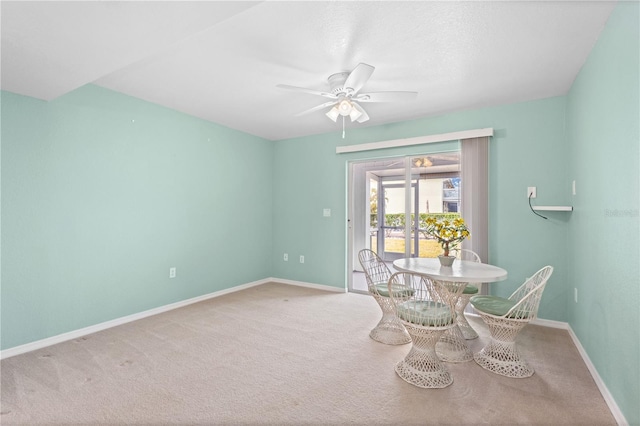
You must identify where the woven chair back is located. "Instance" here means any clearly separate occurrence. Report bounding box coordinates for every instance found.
[506,265,554,320]
[358,249,392,295]
[456,249,481,263]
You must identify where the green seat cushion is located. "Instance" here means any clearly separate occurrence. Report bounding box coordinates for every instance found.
[470,295,529,318]
[463,285,479,295]
[443,284,479,295]
[374,283,415,298]
[396,301,453,326]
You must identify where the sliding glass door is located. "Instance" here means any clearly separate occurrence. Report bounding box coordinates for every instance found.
[349,152,461,287]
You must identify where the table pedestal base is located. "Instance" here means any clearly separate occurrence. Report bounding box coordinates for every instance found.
[456,294,479,340]
[436,325,473,362]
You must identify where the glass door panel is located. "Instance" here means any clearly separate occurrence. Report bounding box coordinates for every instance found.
[410,155,461,258]
[379,179,417,261]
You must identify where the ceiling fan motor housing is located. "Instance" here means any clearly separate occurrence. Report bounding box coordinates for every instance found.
[328,72,352,95]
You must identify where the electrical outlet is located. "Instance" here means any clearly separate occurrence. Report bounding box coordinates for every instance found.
[169,267,176,278]
[299,255,305,264]
[283,253,288,261]
[528,187,537,198]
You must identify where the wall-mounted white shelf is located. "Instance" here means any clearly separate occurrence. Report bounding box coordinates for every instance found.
[532,206,573,212]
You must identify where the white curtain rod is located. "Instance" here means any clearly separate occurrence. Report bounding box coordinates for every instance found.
[336,128,494,154]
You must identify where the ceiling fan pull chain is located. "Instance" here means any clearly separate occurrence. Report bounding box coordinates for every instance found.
[342,116,346,139]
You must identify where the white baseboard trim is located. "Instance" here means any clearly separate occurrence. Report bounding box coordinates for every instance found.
[0,278,346,360]
[565,325,628,426]
[531,317,570,329]
[271,277,347,293]
[0,278,271,360]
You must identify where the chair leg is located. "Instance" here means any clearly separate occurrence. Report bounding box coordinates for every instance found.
[455,294,479,340]
[369,294,411,345]
[395,325,453,388]
[473,315,533,378]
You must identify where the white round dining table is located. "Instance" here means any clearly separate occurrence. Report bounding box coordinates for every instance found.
[392,257,508,283]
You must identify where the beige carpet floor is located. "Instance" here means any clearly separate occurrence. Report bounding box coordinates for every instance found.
[1,283,616,425]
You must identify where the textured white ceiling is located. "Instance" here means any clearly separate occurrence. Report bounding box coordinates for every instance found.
[1,1,616,141]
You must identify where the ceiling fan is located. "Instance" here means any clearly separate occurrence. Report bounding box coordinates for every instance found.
[277,63,418,127]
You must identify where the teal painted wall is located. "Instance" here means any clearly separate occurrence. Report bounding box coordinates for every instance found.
[566,2,640,424]
[273,96,570,322]
[1,85,273,350]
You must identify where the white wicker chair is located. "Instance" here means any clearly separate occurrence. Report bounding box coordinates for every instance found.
[454,249,482,340]
[387,272,464,388]
[358,249,411,345]
[470,265,554,378]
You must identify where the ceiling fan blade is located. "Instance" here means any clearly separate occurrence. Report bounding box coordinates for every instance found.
[294,100,338,117]
[276,84,336,99]
[343,63,375,94]
[354,91,418,103]
[352,102,370,123]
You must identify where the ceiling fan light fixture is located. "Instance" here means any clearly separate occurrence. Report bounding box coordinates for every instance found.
[349,107,362,122]
[338,99,353,116]
[326,106,340,122]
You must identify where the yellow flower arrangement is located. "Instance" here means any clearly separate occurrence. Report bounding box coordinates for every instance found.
[424,216,470,257]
